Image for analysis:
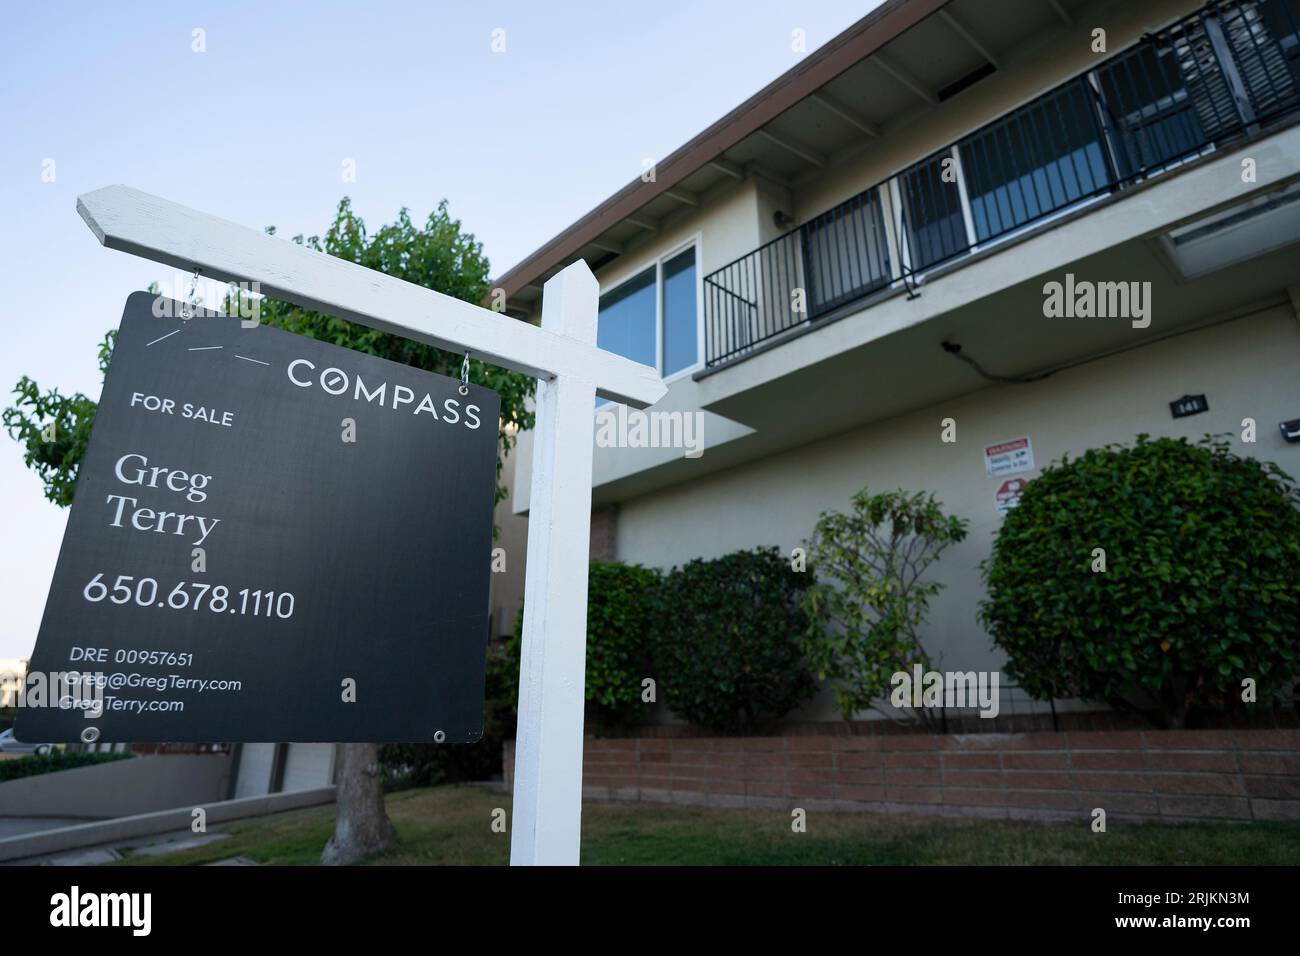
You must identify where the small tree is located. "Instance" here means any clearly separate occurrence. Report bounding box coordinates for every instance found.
[980,435,1300,729]
[4,332,114,507]
[802,489,969,730]
[654,547,815,735]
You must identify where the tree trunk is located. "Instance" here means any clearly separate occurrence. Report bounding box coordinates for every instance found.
[321,742,398,865]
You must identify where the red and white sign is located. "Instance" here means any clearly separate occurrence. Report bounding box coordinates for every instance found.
[985,436,1033,477]
[995,477,1030,516]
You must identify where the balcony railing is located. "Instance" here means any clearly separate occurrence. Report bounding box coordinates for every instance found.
[703,0,1300,368]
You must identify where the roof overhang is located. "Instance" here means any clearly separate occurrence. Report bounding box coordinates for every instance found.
[490,0,954,309]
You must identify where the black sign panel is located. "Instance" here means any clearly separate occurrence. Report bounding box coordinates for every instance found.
[19,292,499,743]
[1170,394,1209,419]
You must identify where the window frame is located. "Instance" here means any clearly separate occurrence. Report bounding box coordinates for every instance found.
[595,233,703,388]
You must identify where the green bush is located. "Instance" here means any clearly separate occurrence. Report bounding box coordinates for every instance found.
[653,547,815,734]
[979,435,1300,728]
[801,489,968,729]
[500,562,662,734]
[0,750,132,783]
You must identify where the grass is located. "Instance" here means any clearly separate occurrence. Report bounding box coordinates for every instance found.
[114,784,1300,866]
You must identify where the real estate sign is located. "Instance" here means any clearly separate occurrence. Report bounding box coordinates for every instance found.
[19,292,499,743]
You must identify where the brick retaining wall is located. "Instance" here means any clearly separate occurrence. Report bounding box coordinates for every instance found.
[504,729,1300,823]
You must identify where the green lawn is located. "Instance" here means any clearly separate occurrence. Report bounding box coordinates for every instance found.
[116,784,1300,866]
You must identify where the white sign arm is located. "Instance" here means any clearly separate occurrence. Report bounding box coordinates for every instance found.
[77,185,665,408]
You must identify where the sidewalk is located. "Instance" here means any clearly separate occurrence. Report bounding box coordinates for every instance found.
[8,826,248,866]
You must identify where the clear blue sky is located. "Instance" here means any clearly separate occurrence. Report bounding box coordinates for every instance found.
[0,0,879,659]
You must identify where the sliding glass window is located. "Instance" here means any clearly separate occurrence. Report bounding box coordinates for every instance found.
[897,151,968,271]
[960,79,1113,243]
[1094,42,1213,180]
[661,247,698,376]
[596,242,701,396]
[597,266,656,368]
[801,190,891,317]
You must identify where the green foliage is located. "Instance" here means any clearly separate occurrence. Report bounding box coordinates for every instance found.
[499,562,663,733]
[979,435,1300,728]
[2,331,115,506]
[653,547,815,735]
[4,198,533,510]
[0,749,132,783]
[801,489,969,728]
[580,562,662,726]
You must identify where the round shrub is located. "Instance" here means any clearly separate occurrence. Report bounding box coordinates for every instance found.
[501,562,662,733]
[653,546,816,734]
[581,562,662,727]
[979,435,1300,727]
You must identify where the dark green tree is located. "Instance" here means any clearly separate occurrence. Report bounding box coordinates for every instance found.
[5,197,535,865]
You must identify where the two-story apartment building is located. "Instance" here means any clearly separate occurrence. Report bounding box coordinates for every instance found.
[492,0,1300,722]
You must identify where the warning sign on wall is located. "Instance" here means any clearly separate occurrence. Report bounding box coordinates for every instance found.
[985,437,1033,477]
[995,477,1030,516]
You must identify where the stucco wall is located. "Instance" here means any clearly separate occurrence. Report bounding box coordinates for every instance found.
[595,176,763,293]
[615,304,1300,719]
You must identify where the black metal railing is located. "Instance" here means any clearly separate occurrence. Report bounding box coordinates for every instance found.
[703,0,1300,368]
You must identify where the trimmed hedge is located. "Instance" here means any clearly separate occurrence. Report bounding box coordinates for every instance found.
[980,435,1300,728]
[500,562,662,734]
[653,547,816,734]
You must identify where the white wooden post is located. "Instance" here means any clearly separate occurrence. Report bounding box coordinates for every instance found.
[510,265,598,866]
[73,186,665,867]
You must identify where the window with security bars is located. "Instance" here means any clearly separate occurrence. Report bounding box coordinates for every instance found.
[800,189,891,317]
[959,79,1114,243]
[1218,0,1300,121]
[897,151,968,272]
[1260,0,1300,80]
[1093,41,1214,181]
[699,0,1300,369]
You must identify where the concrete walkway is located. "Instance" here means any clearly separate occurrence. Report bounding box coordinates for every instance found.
[11,828,235,866]
[0,786,334,863]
